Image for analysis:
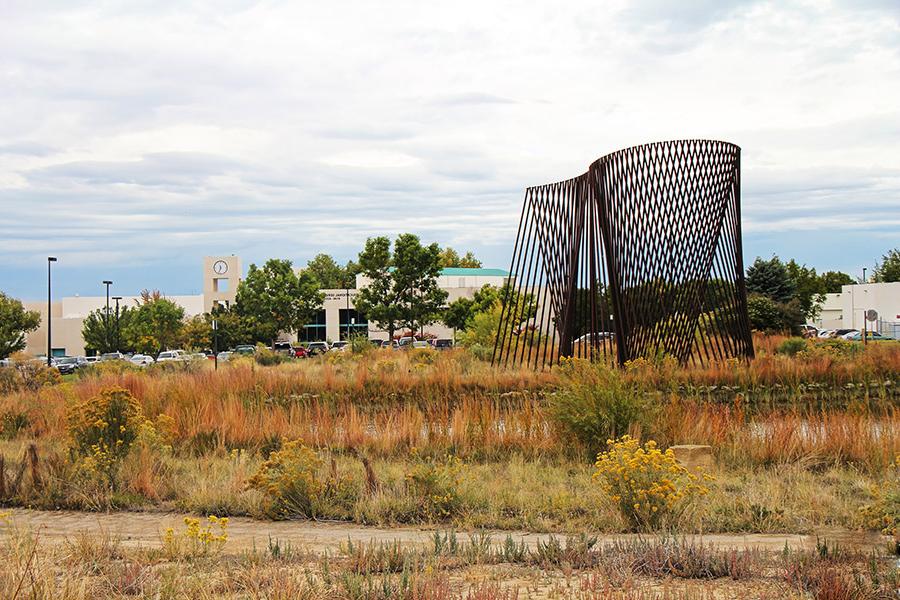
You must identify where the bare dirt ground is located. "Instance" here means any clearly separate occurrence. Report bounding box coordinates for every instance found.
[3,508,888,555]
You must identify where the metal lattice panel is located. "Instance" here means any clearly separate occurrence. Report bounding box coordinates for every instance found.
[493,140,754,368]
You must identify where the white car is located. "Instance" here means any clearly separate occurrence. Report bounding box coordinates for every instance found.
[329,341,349,352]
[157,350,188,362]
[216,351,233,362]
[130,354,155,367]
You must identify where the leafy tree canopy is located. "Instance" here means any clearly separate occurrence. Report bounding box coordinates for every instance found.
[819,271,854,293]
[746,256,796,304]
[304,253,360,289]
[438,247,482,268]
[235,259,324,345]
[873,248,900,283]
[355,234,448,339]
[82,305,134,354]
[0,292,41,359]
[125,295,185,355]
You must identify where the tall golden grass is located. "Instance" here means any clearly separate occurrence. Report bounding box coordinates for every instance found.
[1,341,897,467]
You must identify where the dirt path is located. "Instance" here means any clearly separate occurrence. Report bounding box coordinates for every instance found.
[1,508,888,555]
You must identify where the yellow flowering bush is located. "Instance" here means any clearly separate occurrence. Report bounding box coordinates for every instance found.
[405,450,466,520]
[162,515,228,559]
[248,440,325,519]
[594,435,712,531]
[859,455,900,537]
[67,387,144,461]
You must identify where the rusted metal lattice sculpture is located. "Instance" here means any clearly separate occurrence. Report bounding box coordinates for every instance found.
[493,140,754,368]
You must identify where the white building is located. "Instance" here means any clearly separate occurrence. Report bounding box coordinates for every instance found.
[22,256,509,356]
[817,281,900,338]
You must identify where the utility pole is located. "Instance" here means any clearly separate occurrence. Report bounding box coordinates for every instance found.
[47,257,57,365]
[862,268,867,346]
[113,296,123,353]
[103,280,113,352]
[212,319,218,371]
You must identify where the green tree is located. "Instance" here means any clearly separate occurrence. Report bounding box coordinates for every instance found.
[180,314,212,351]
[235,259,324,346]
[393,234,448,334]
[304,254,359,289]
[873,248,900,283]
[746,257,796,304]
[443,284,503,334]
[355,234,448,339]
[82,306,134,354]
[0,292,41,359]
[124,292,186,355]
[819,271,854,293]
[208,305,248,350]
[784,259,825,320]
[438,247,482,268]
[746,294,803,333]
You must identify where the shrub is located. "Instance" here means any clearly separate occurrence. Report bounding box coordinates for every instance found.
[776,337,808,357]
[162,515,228,559]
[67,387,145,461]
[349,334,373,355]
[255,347,286,366]
[550,360,653,457]
[593,435,712,531]
[408,347,437,365]
[0,411,30,439]
[248,440,325,518]
[405,451,466,520]
[859,455,900,536]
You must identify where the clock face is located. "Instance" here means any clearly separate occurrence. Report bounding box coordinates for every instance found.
[213,260,228,275]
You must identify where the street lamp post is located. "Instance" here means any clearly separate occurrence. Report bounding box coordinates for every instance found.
[112,296,123,353]
[212,319,218,371]
[102,281,112,352]
[861,269,867,346]
[47,257,57,365]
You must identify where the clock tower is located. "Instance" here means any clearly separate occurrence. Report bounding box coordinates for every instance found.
[203,255,241,312]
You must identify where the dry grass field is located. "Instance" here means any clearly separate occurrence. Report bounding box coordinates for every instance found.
[0,334,898,598]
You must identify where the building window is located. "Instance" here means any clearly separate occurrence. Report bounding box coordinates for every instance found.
[299,310,327,342]
[458,277,466,288]
[338,309,368,340]
[214,278,229,292]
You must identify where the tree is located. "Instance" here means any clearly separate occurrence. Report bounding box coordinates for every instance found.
[393,234,448,334]
[439,247,482,268]
[746,294,804,333]
[304,254,359,289]
[0,292,40,359]
[873,248,900,283]
[746,257,796,304]
[125,293,185,355]
[208,304,249,350]
[235,259,324,345]
[443,284,503,333]
[785,260,825,320]
[355,234,448,339]
[180,314,212,351]
[819,271,854,293]
[82,306,134,354]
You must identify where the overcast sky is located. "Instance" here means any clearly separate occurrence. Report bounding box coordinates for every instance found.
[1,0,899,298]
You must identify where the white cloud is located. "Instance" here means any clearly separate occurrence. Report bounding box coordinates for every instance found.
[0,0,898,293]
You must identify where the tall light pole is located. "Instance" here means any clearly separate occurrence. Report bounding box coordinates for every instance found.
[103,280,113,353]
[861,268,868,345]
[47,257,57,365]
[112,296,123,354]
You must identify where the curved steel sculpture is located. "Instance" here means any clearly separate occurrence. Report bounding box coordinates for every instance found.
[493,140,754,368]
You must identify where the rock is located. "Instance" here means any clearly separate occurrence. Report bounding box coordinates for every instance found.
[669,445,714,471]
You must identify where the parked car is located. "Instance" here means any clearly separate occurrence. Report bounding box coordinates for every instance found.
[306,341,329,356]
[430,338,454,350]
[398,336,415,349]
[100,352,126,362]
[52,356,83,374]
[292,346,308,358]
[84,356,100,364]
[842,331,895,342]
[234,344,256,355]
[574,332,615,344]
[273,341,294,356]
[157,350,187,362]
[817,329,835,338]
[0,358,9,368]
[798,324,818,338]
[329,341,349,352]
[411,340,429,349]
[381,339,398,349]
[216,351,233,362]
[130,354,155,367]
[188,353,208,362]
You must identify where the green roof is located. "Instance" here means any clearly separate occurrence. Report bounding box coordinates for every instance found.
[440,268,508,276]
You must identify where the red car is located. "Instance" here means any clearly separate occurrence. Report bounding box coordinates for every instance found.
[293,346,308,358]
